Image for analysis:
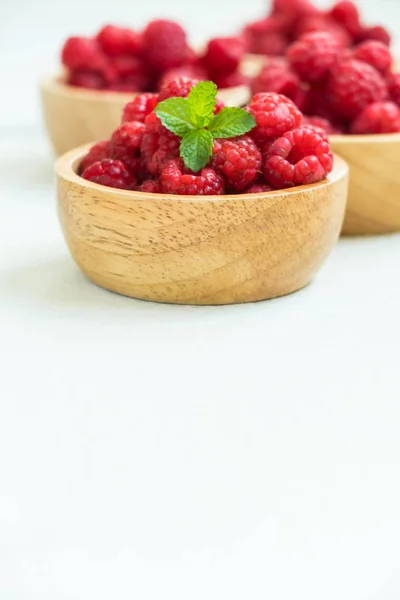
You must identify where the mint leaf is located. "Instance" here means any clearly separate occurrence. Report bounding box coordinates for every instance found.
[187,81,217,128]
[155,98,196,137]
[180,130,213,173]
[208,107,256,138]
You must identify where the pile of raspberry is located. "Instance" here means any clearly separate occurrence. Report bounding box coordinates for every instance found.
[80,77,333,195]
[61,21,248,92]
[250,30,400,134]
[243,0,391,56]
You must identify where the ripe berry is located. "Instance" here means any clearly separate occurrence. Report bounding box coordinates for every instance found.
[96,25,140,57]
[111,56,151,91]
[263,127,333,188]
[158,77,199,101]
[82,159,137,190]
[136,179,162,193]
[149,129,181,175]
[110,122,145,172]
[387,72,400,106]
[141,20,189,72]
[302,116,343,135]
[350,102,400,134]
[251,58,304,108]
[159,66,207,88]
[329,1,361,37]
[140,131,160,173]
[161,160,225,195]
[246,92,303,141]
[202,37,245,76]
[122,94,159,124]
[358,25,391,47]
[243,17,289,56]
[212,71,249,89]
[80,140,111,173]
[68,69,105,89]
[328,58,388,118]
[295,15,351,48]
[61,37,107,72]
[287,32,341,82]
[244,182,274,193]
[352,41,392,73]
[212,136,262,192]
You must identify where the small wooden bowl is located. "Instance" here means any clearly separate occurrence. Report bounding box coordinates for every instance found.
[329,133,400,235]
[55,145,348,305]
[40,75,251,156]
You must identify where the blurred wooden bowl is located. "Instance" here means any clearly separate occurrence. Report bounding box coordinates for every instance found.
[330,133,400,235]
[40,75,251,156]
[55,145,348,305]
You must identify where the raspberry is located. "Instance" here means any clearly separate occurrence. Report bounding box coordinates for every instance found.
[141,20,189,72]
[263,127,333,188]
[109,122,145,172]
[61,37,107,72]
[214,98,225,114]
[272,0,319,18]
[350,102,400,134]
[251,58,305,109]
[246,92,303,141]
[144,111,162,134]
[159,66,207,88]
[110,55,151,91]
[302,116,343,135]
[328,59,388,118]
[243,17,289,56]
[80,140,110,173]
[161,160,225,195]
[244,181,274,193]
[96,25,139,57]
[387,72,400,106]
[82,159,137,190]
[158,77,199,101]
[358,26,391,47]
[213,71,249,89]
[352,41,392,73]
[295,15,351,48]
[202,37,245,76]
[287,32,341,83]
[149,129,181,175]
[329,1,361,38]
[212,136,262,191]
[140,131,160,172]
[136,179,162,193]
[67,69,105,89]
[122,93,159,124]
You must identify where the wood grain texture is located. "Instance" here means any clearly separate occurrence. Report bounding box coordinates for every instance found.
[330,133,400,235]
[40,75,251,156]
[55,146,348,305]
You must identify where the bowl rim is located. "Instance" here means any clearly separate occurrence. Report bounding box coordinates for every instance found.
[55,144,348,202]
[329,132,400,143]
[41,73,250,102]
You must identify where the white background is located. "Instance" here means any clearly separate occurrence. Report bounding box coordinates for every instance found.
[1,1,400,599]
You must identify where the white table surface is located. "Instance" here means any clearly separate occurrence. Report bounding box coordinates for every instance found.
[1,127,400,599]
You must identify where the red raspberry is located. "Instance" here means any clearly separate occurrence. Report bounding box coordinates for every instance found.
[136,179,162,193]
[161,160,225,195]
[212,136,262,192]
[387,72,400,106]
[141,20,189,72]
[246,92,303,141]
[159,66,207,88]
[302,116,343,135]
[96,25,140,57]
[82,159,137,190]
[251,58,306,109]
[303,81,344,125]
[350,102,400,134]
[329,1,361,38]
[295,15,351,48]
[213,71,249,89]
[214,98,225,114]
[149,129,181,175]
[287,32,341,83]
[328,58,388,118]
[109,122,145,172]
[272,0,319,18]
[68,69,105,89]
[263,127,333,188]
[244,181,274,193]
[158,77,199,101]
[140,131,160,172]
[122,94,159,124]
[61,37,107,72]
[80,140,110,173]
[352,41,392,73]
[358,26,391,47]
[110,56,151,91]
[202,37,245,76]
[243,17,289,56]
[144,111,162,134]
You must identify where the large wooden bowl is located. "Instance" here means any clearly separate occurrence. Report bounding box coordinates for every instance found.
[330,133,400,235]
[55,145,348,305]
[41,75,251,156]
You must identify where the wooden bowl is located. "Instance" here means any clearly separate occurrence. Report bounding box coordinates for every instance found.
[55,145,348,305]
[40,75,251,156]
[329,133,400,235]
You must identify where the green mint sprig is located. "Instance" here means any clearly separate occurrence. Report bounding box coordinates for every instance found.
[154,81,256,173]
